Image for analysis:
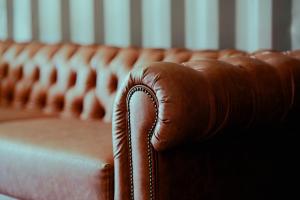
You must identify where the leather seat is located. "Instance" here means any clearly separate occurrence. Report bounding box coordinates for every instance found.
[0,118,114,200]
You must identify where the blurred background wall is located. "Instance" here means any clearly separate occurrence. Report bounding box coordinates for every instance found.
[0,0,298,51]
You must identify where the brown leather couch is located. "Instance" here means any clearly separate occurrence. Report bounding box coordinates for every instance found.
[0,40,299,200]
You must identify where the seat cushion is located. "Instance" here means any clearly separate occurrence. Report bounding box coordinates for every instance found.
[0,107,53,122]
[0,118,114,200]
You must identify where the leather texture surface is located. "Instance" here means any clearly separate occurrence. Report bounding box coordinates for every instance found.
[1,41,300,200]
[113,53,300,199]
[0,118,114,200]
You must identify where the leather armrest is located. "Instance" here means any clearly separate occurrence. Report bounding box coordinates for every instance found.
[113,62,217,199]
[112,56,300,199]
[113,58,296,152]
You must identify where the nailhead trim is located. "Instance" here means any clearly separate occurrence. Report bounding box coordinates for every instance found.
[126,85,159,200]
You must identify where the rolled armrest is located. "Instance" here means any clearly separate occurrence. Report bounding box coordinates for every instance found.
[114,58,296,152]
[112,56,299,199]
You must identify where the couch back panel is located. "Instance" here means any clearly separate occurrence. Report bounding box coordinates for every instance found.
[2,41,298,122]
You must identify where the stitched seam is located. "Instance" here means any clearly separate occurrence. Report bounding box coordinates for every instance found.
[127,85,159,200]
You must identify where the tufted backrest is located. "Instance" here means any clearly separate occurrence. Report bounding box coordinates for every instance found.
[1,41,299,122]
[0,42,42,105]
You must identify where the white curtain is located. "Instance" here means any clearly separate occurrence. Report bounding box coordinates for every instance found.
[0,0,297,50]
